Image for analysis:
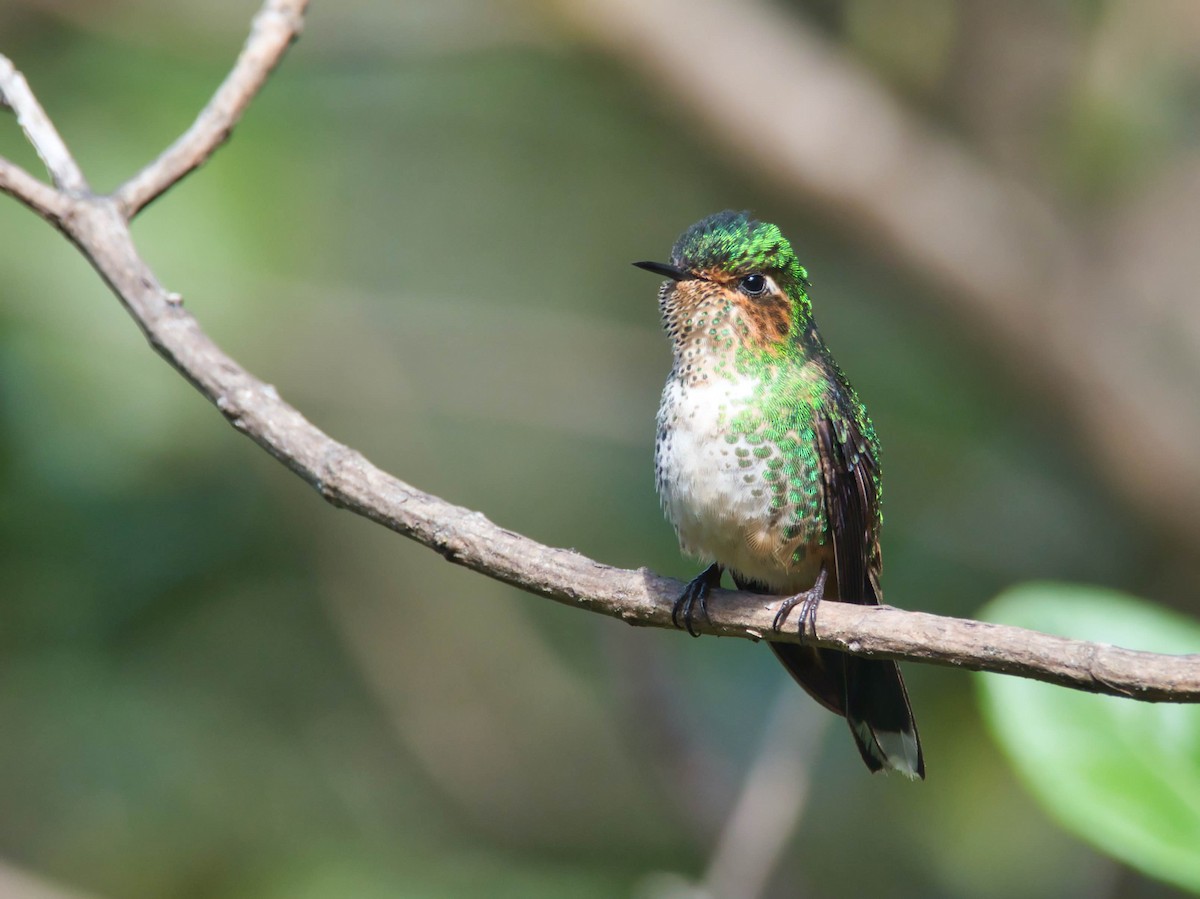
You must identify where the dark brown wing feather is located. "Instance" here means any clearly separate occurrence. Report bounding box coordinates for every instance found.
[797,410,923,777]
[815,413,876,603]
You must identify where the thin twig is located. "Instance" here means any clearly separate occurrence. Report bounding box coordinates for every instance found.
[0,54,88,194]
[701,693,825,899]
[0,1,1198,706]
[113,0,308,218]
[0,156,70,222]
[0,863,96,899]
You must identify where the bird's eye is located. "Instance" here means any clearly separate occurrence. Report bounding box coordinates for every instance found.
[739,273,768,296]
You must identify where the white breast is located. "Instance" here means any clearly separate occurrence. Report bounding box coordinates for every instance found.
[655,375,817,591]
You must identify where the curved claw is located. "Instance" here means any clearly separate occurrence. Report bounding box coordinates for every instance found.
[772,568,828,639]
[672,563,722,637]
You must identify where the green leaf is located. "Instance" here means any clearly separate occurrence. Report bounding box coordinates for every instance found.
[977,583,1200,894]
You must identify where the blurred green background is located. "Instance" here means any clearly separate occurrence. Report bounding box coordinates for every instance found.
[2,1,1199,897]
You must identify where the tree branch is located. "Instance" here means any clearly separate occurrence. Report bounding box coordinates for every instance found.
[0,54,88,194]
[113,0,309,217]
[1,3,1197,705]
[0,156,70,222]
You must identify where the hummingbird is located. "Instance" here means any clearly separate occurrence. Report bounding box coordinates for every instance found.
[635,210,924,778]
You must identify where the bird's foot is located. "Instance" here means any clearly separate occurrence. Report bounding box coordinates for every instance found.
[672,563,723,637]
[772,568,828,639]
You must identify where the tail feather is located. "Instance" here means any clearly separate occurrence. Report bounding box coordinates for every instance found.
[769,643,846,717]
[845,656,924,779]
[735,572,924,778]
[771,639,924,779]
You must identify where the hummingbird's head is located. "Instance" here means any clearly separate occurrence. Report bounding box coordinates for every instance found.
[635,211,813,362]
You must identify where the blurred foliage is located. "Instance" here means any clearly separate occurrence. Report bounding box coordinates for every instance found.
[980,585,1200,895]
[0,0,1198,897]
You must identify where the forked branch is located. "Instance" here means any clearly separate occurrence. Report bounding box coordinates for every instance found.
[1,0,1197,704]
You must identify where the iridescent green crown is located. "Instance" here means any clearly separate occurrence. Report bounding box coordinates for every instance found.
[670,210,808,288]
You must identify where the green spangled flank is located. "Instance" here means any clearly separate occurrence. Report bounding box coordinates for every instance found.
[977,584,1200,894]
